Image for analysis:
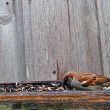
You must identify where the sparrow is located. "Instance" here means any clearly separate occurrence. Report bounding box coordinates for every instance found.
[63,72,110,88]
[63,76,93,91]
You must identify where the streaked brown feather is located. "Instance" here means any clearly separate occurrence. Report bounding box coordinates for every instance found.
[63,72,110,87]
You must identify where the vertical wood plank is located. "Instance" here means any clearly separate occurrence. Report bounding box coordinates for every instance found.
[13,0,26,81]
[0,0,26,82]
[0,0,19,82]
[97,0,110,76]
[22,0,34,80]
[23,0,71,80]
[68,0,102,74]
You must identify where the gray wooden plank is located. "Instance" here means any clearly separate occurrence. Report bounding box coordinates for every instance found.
[0,0,26,82]
[0,0,19,82]
[0,0,108,82]
[96,0,110,76]
[68,0,102,74]
[14,0,26,81]
[23,0,71,80]
[22,0,35,80]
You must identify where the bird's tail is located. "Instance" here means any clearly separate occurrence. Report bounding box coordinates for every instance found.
[76,86,93,91]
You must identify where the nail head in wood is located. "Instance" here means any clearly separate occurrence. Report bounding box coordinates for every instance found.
[6,2,9,5]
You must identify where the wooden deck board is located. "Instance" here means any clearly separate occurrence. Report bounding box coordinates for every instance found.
[0,91,110,102]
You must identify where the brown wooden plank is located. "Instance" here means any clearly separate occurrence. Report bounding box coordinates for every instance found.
[96,0,110,77]
[0,91,110,102]
[68,0,102,74]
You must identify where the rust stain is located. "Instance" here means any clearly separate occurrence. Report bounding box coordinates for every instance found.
[0,92,110,102]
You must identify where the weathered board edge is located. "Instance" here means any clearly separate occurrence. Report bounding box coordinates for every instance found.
[0,91,110,102]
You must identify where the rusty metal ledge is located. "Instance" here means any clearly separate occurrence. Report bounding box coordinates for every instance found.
[0,91,110,102]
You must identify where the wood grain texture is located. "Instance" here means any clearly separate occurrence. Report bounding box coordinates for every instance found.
[0,0,110,82]
[22,0,35,80]
[0,92,110,102]
[68,0,102,74]
[23,0,70,80]
[0,0,19,82]
[14,0,26,81]
[96,0,110,76]
[0,0,26,82]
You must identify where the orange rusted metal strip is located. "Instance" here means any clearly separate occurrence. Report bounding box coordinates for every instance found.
[0,91,110,102]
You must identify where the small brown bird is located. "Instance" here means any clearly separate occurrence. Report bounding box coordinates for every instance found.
[63,76,93,91]
[63,72,110,87]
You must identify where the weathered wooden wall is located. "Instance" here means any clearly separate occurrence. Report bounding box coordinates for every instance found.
[0,0,110,82]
